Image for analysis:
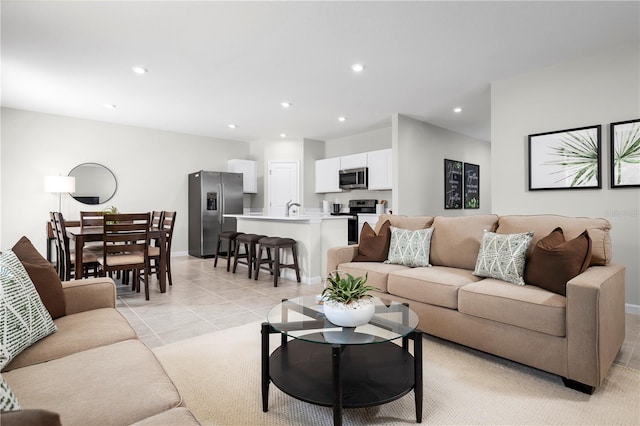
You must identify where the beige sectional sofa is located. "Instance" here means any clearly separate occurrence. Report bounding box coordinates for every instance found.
[327,214,626,393]
[1,277,200,425]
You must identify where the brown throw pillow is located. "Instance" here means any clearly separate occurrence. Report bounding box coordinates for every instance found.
[11,236,66,319]
[353,220,391,262]
[1,409,62,426]
[524,227,592,296]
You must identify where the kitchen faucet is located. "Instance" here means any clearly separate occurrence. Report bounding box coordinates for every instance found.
[286,200,301,217]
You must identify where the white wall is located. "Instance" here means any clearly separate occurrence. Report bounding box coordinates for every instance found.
[0,107,249,255]
[303,138,325,210]
[491,43,640,308]
[393,114,492,216]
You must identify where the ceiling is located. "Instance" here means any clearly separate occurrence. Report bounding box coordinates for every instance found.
[2,1,638,143]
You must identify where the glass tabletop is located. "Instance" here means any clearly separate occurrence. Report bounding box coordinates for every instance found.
[266,296,419,345]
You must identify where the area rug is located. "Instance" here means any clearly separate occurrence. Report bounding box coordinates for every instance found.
[154,322,640,425]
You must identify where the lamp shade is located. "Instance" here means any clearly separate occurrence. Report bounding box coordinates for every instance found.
[44,175,76,193]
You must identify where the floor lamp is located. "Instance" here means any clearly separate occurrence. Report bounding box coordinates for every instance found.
[44,175,76,212]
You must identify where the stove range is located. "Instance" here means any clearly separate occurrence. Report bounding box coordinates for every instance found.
[332,199,377,244]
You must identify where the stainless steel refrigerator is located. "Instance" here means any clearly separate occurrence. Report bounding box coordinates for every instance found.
[188,171,244,258]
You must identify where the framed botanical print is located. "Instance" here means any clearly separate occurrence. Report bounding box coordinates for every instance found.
[610,118,640,188]
[528,125,601,190]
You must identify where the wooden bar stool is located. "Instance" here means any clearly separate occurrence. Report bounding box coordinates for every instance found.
[254,237,301,287]
[233,233,267,278]
[214,231,244,271]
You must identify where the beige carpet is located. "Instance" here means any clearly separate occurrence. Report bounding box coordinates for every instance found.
[154,322,640,425]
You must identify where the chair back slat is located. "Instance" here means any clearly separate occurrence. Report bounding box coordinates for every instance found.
[51,211,73,280]
[80,211,105,227]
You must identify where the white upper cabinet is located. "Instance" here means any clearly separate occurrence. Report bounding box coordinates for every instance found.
[367,149,392,190]
[339,153,368,170]
[315,157,342,193]
[228,159,257,193]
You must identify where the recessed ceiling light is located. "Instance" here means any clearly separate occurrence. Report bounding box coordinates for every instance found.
[280,133,287,138]
[453,107,463,113]
[131,66,148,75]
[351,63,365,73]
[228,124,237,129]
[280,101,292,108]
[338,116,347,122]
[103,104,117,109]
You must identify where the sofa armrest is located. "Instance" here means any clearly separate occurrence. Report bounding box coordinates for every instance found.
[326,245,359,276]
[566,263,625,387]
[62,277,117,315]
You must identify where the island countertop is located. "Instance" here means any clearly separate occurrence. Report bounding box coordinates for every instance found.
[224,214,352,223]
[224,214,349,284]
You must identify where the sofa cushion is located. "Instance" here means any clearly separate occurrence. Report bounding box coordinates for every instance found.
[373,214,434,233]
[0,251,57,370]
[458,279,566,337]
[4,308,137,371]
[3,340,183,426]
[131,407,200,425]
[0,373,21,411]
[524,228,592,296]
[386,227,434,267]
[388,266,482,309]
[11,237,66,319]
[353,220,391,262]
[337,262,410,293]
[430,215,499,270]
[473,231,533,286]
[496,214,611,265]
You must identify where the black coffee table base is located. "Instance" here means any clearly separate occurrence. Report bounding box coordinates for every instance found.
[262,324,423,426]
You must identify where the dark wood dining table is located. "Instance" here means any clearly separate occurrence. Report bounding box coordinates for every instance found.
[66,226,167,293]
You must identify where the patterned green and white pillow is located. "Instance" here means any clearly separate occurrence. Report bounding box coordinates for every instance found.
[473,230,534,285]
[386,227,434,267]
[0,250,57,370]
[0,373,21,411]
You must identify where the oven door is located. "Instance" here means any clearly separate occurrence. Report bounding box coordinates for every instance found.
[347,216,358,245]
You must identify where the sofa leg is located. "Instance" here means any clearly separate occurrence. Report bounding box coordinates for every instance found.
[562,377,595,394]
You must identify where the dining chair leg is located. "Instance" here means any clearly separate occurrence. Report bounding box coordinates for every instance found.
[167,256,173,286]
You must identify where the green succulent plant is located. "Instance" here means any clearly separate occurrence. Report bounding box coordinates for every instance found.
[321,271,378,304]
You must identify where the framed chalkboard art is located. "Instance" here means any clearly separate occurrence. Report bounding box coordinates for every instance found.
[528,125,601,190]
[464,163,480,209]
[610,118,640,188]
[444,159,462,209]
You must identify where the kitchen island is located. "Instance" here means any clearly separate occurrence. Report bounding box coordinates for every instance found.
[224,214,350,284]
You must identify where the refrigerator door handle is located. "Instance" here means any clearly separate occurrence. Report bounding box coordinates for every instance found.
[219,184,224,224]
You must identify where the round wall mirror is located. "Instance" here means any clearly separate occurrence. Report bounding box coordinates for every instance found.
[68,163,117,205]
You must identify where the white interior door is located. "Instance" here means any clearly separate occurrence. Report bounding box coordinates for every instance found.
[268,161,299,216]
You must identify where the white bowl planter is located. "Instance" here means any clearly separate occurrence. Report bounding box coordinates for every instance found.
[323,298,375,327]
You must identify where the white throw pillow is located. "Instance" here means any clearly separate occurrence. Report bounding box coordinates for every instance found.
[0,373,21,411]
[386,227,434,267]
[473,230,534,285]
[0,250,57,369]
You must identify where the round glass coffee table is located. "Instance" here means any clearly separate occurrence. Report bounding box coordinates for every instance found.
[261,296,422,426]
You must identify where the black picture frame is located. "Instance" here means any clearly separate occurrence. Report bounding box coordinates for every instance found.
[444,159,462,209]
[528,125,601,190]
[610,118,640,188]
[464,163,480,209]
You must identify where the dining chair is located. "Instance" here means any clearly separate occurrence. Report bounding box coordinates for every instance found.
[98,213,152,300]
[51,212,100,280]
[148,211,176,286]
[80,211,105,227]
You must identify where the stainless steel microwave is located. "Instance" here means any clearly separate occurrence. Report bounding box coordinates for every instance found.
[339,167,368,190]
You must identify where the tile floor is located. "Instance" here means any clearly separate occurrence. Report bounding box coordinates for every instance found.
[116,255,640,371]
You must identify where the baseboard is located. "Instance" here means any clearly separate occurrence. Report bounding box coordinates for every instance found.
[626,304,640,315]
